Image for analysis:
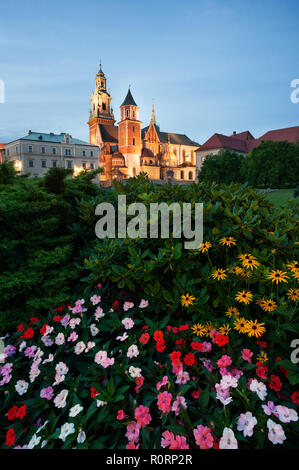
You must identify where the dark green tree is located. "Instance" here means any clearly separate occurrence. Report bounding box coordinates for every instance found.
[198,149,243,184]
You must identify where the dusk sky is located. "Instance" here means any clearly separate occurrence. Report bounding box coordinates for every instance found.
[0,0,298,144]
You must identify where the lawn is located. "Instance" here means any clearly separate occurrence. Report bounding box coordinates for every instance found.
[263,188,298,207]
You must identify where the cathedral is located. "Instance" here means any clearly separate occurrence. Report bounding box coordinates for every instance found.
[88,65,200,185]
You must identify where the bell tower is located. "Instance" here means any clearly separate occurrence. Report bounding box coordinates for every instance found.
[88,64,115,145]
[118,88,142,177]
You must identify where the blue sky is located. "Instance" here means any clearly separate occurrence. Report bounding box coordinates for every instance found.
[0,0,298,144]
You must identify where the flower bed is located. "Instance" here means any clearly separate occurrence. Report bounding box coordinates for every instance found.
[0,278,298,449]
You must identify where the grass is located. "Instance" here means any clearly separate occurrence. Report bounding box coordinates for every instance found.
[263,188,298,208]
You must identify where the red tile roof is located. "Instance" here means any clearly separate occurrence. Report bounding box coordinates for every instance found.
[248,125,299,151]
[0,143,6,150]
[199,133,248,153]
[230,131,254,141]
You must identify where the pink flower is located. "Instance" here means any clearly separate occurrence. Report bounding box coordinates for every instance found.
[193,425,214,449]
[169,435,189,449]
[117,409,126,420]
[139,299,149,309]
[172,396,187,416]
[156,376,168,391]
[40,386,54,400]
[125,421,140,442]
[175,370,190,385]
[122,318,134,330]
[126,442,140,449]
[134,405,152,428]
[123,302,134,311]
[157,391,173,414]
[161,431,174,448]
[241,348,253,363]
[217,355,232,368]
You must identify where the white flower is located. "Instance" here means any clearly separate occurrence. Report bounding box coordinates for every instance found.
[90,324,99,336]
[219,428,238,449]
[249,379,267,400]
[15,380,29,396]
[19,341,27,352]
[127,345,139,359]
[69,404,83,417]
[116,332,128,341]
[267,419,286,445]
[56,362,69,376]
[139,299,149,309]
[55,333,65,345]
[90,294,101,305]
[74,341,86,355]
[77,429,86,444]
[85,341,95,352]
[122,318,134,330]
[276,405,298,423]
[36,420,49,434]
[95,306,105,320]
[54,389,69,409]
[96,400,107,408]
[42,353,54,364]
[59,422,75,442]
[28,434,42,449]
[237,411,257,437]
[129,366,142,378]
[123,301,134,311]
[220,375,238,389]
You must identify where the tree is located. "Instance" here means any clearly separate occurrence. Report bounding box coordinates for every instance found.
[241,140,299,188]
[198,149,243,184]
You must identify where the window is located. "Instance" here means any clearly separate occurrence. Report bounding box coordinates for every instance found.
[28,146,33,153]
[67,160,73,169]
[133,111,135,118]
[64,148,72,156]
[133,126,135,132]
[16,146,18,153]
[52,161,57,167]
[133,138,135,146]
[42,160,46,168]
[126,110,129,117]
[52,148,56,155]
[82,162,86,168]
[29,160,34,167]
[102,103,106,111]
[41,147,45,154]
[82,150,86,157]
[90,163,94,169]
[90,151,94,157]
[188,171,193,180]
[182,150,186,162]
[180,170,184,179]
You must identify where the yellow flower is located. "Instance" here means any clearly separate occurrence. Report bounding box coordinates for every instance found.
[191,323,206,337]
[235,290,253,304]
[219,324,231,335]
[267,269,289,285]
[229,266,238,274]
[204,321,214,337]
[225,306,240,318]
[242,256,260,271]
[256,297,265,306]
[219,237,236,247]
[256,351,268,363]
[238,253,254,262]
[287,288,299,302]
[199,242,212,253]
[181,293,195,307]
[286,261,299,272]
[234,317,249,334]
[261,299,277,312]
[212,268,227,281]
[246,319,266,338]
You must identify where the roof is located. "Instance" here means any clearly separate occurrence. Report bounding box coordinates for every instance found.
[98,124,118,143]
[121,89,137,107]
[0,143,6,150]
[16,132,92,146]
[248,125,299,151]
[196,133,248,153]
[142,125,199,147]
[230,130,255,141]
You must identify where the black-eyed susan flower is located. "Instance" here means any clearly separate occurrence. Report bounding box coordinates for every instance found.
[204,321,214,337]
[267,269,289,285]
[212,268,227,281]
[242,256,260,271]
[287,288,299,301]
[225,306,240,318]
[229,266,238,274]
[286,261,299,272]
[219,324,231,335]
[256,351,268,363]
[256,297,265,306]
[238,253,254,262]
[235,290,253,304]
[199,242,212,253]
[219,236,236,247]
[191,323,206,337]
[181,293,195,307]
[234,317,249,334]
[261,299,277,312]
[246,319,266,338]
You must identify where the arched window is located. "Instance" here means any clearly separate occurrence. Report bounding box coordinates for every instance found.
[126,110,129,117]
[180,170,184,179]
[102,103,106,111]
[133,138,135,146]
[188,171,193,180]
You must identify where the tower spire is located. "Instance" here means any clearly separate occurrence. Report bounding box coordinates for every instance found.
[150,101,156,125]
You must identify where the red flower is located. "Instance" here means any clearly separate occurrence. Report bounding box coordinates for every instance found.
[256,366,268,380]
[269,375,282,392]
[17,324,25,332]
[40,324,48,336]
[135,376,144,393]
[112,300,119,310]
[156,341,166,353]
[215,333,229,347]
[153,330,164,342]
[179,324,189,331]
[24,327,34,339]
[170,351,181,364]
[291,391,299,404]
[139,333,150,345]
[256,341,267,348]
[6,428,16,447]
[16,404,27,420]
[183,352,197,366]
[7,406,18,421]
[191,341,204,351]
[90,387,98,398]
[142,325,149,330]
[29,317,39,325]
[53,315,62,322]
[275,357,289,378]
[53,306,64,312]
[172,327,178,334]
[191,390,200,399]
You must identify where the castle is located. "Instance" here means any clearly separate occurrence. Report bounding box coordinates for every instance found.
[88,65,200,185]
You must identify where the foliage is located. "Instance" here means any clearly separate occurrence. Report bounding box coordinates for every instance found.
[198,150,243,184]
[0,160,19,185]
[0,285,298,449]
